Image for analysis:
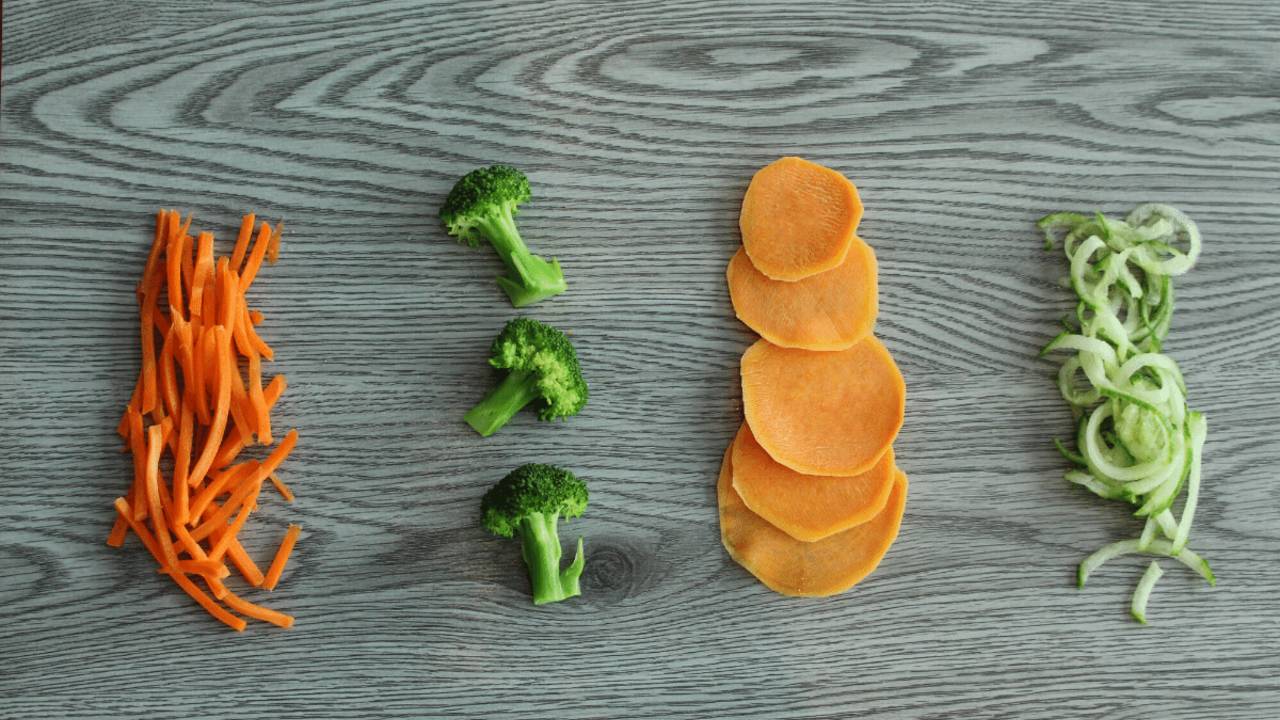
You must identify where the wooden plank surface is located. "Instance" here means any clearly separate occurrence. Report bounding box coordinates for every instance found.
[3,0,1279,717]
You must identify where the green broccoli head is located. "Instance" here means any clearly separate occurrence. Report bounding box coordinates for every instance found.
[480,463,589,538]
[438,165,566,307]
[480,463,589,606]
[463,317,588,437]
[439,165,531,248]
[489,317,588,421]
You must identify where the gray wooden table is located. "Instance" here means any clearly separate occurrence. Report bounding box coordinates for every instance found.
[3,1,1278,718]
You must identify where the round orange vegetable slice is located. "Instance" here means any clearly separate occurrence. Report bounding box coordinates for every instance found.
[726,237,878,351]
[731,423,895,542]
[741,336,904,476]
[738,157,863,281]
[718,446,908,597]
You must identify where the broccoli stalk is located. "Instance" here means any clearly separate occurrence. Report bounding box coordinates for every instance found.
[440,165,567,307]
[464,317,588,437]
[481,463,589,605]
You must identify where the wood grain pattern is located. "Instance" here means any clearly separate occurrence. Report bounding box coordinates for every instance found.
[3,0,1279,717]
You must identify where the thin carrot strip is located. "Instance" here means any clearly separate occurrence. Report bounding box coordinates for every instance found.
[127,410,148,521]
[158,328,181,421]
[247,348,272,445]
[173,523,208,560]
[204,575,231,600]
[106,506,130,547]
[174,405,194,525]
[144,425,180,570]
[241,303,273,361]
[191,326,212,424]
[168,570,246,632]
[191,476,264,542]
[249,309,264,325]
[269,473,294,503]
[208,483,261,562]
[217,258,238,332]
[139,264,163,416]
[239,222,272,291]
[167,219,185,317]
[113,498,164,564]
[222,589,294,628]
[174,212,192,242]
[174,318,197,409]
[226,540,265,587]
[227,365,259,444]
[138,210,168,304]
[266,220,283,265]
[180,235,195,295]
[188,326,233,488]
[189,232,214,320]
[190,461,258,521]
[230,213,256,271]
[212,375,286,468]
[263,524,301,591]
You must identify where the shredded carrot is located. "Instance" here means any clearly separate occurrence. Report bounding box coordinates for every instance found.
[226,541,266,587]
[223,589,294,628]
[269,473,294,503]
[263,524,301,591]
[107,210,298,630]
[188,326,233,488]
[239,222,272,291]
[231,212,256,271]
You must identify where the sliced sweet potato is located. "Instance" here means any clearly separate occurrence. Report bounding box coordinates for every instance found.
[738,157,863,281]
[741,336,904,476]
[719,446,907,597]
[731,423,895,542]
[726,237,878,351]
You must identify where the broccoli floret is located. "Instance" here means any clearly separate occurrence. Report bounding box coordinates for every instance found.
[463,317,588,437]
[481,463,589,605]
[439,165,567,307]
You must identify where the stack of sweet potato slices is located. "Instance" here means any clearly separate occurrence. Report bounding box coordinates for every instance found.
[720,157,907,597]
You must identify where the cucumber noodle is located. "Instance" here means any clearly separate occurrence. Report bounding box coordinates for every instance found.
[1038,204,1211,623]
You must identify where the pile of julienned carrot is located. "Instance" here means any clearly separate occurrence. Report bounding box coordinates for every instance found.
[719,157,908,597]
[106,209,301,631]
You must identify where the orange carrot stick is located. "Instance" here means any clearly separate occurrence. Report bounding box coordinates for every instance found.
[167,220,185,317]
[127,410,148,521]
[180,234,195,295]
[212,375,286,468]
[226,541,265,587]
[191,476,264,542]
[191,326,212,425]
[174,405,194,525]
[169,570,246,632]
[144,425,180,570]
[190,461,258,521]
[249,309,264,325]
[269,473,294,503]
[117,374,141,439]
[247,348,272,445]
[163,560,230,579]
[139,265,163,416]
[113,498,164,564]
[239,222,272,291]
[217,258,238,332]
[230,212,256,271]
[263,524,301,591]
[208,485,261,562]
[158,328,181,421]
[241,303,273,361]
[138,210,168,304]
[189,231,214,320]
[227,365,258,444]
[106,513,129,547]
[222,590,294,628]
[188,326,232,488]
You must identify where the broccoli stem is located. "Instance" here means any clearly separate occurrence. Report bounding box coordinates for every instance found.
[464,369,541,437]
[477,210,566,307]
[516,512,584,605]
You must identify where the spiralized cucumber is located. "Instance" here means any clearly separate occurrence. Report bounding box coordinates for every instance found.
[1038,204,1211,623]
